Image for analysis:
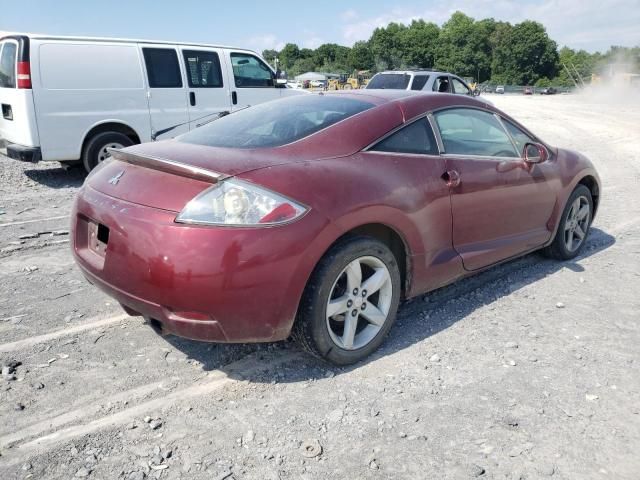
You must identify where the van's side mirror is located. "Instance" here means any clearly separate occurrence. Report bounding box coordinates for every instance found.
[275,69,288,86]
[523,142,548,164]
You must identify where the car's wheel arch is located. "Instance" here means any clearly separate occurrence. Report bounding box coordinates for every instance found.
[81,121,142,159]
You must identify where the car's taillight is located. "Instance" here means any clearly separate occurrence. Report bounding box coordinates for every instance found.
[175,179,308,226]
[17,61,32,89]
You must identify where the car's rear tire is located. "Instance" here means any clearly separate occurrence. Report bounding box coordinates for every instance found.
[82,132,133,173]
[543,185,593,260]
[293,236,401,365]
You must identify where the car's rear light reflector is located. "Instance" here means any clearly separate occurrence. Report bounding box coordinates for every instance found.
[259,203,297,223]
[17,62,32,89]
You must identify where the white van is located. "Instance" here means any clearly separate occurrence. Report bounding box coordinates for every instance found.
[0,34,300,171]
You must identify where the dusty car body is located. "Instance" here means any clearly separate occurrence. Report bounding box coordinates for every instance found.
[71,91,600,364]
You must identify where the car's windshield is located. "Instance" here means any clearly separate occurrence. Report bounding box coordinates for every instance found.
[178,95,374,149]
[366,73,411,90]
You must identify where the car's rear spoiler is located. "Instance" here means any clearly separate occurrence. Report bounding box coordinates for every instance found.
[107,148,227,183]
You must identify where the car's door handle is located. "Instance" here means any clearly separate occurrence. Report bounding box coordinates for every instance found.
[231,91,238,105]
[441,170,461,188]
[189,92,196,106]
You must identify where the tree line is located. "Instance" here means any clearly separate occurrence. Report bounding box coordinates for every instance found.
[262,11,640,87]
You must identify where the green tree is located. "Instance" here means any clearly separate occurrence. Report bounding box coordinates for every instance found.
[400,20,440,68]
[279,43,301,70]
[348,41,374,70]
[370,22,408,69]
[491,20,558,84]
[262,49,278,65]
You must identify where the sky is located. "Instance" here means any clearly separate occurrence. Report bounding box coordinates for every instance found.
[1,0,639,54]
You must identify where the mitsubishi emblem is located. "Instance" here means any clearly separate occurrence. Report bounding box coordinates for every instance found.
[108,171,125,185]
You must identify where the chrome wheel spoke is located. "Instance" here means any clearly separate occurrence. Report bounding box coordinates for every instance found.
[327,295,349,317]
[341,314,358,349]
[361,303,386,327]
[361,269,388,296]
[576,205,589,221]
[345,260,362,293]
[574,224,585,240]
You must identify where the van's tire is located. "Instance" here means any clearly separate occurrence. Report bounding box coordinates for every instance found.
[293,236,401,365]
[82,132,133,172]
[542,185,593,260]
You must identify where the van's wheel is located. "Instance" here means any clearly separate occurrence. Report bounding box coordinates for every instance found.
[293,236,401,365]
[543,185,593,260]
[82,132,133,172]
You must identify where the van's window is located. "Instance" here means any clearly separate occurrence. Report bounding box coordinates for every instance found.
[411,75,429,91]
[371,119,438,155]
[179,95,374,149]
[435,108,518,157]
[143,48,182,88]
[367,73,410,90]
[183,50,223,88]
[230,53,273,88]
[0,42,17,89]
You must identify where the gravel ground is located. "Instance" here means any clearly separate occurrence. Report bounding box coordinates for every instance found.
[0,94,639,480]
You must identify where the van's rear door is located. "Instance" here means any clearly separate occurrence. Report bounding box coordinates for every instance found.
[179,47,232,130]
[0,36,39,150]
[138,44,190,141]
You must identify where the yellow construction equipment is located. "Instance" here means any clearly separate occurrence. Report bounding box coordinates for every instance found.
[328,71,371,90]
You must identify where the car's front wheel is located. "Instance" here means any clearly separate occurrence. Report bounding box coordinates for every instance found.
[543,184,593,260]
[293,237,401,365]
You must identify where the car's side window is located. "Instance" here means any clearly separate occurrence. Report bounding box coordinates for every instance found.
[142,48,183,88]
[411,75,429,91]
[433,76,450,93]
[230,53,274,88]
[435,108,518,158]
[503,120,535,156]
[451,78,470,95]
[370,118,438,155]
[183,50,223,88]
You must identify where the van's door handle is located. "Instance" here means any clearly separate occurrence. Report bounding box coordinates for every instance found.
[231,91,238,105]
[189,92,196,106]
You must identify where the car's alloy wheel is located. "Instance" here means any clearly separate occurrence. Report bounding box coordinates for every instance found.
[543,184,593,260]
[325,256,393,350]
[293,236,401,365]
[564,195,591,253]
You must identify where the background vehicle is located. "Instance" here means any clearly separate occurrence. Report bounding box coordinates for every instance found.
[72,91,600,365]
[523,86,534,95]
[367,70,475,96]
[0,34,299,172]
[328,71,371,90]
[540,86,557,95]
[496,85,505,94]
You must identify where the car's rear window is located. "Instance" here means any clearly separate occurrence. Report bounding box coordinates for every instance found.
[367,73,411,90]
[178,95,375,149]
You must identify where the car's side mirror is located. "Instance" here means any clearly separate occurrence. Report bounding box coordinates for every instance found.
[523,142,548,164]
[275,69,288,87]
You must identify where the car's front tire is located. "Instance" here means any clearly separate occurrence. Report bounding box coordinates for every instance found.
[543,185,593,260]
[83,132,133,173]
[293,236,401,365]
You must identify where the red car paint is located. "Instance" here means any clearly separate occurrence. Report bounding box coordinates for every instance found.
[71,91,600,343]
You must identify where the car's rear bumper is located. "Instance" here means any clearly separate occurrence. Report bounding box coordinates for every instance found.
[71,184,329,343]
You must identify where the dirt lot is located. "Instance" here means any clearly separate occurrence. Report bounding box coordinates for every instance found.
[1,94,639,480]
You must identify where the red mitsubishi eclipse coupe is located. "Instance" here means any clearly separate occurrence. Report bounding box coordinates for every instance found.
[71,91,600,365]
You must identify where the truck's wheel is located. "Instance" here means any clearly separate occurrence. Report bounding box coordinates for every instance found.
[82,132,133,172]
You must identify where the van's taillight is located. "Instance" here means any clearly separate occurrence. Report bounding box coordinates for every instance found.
[17,62,32,89]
